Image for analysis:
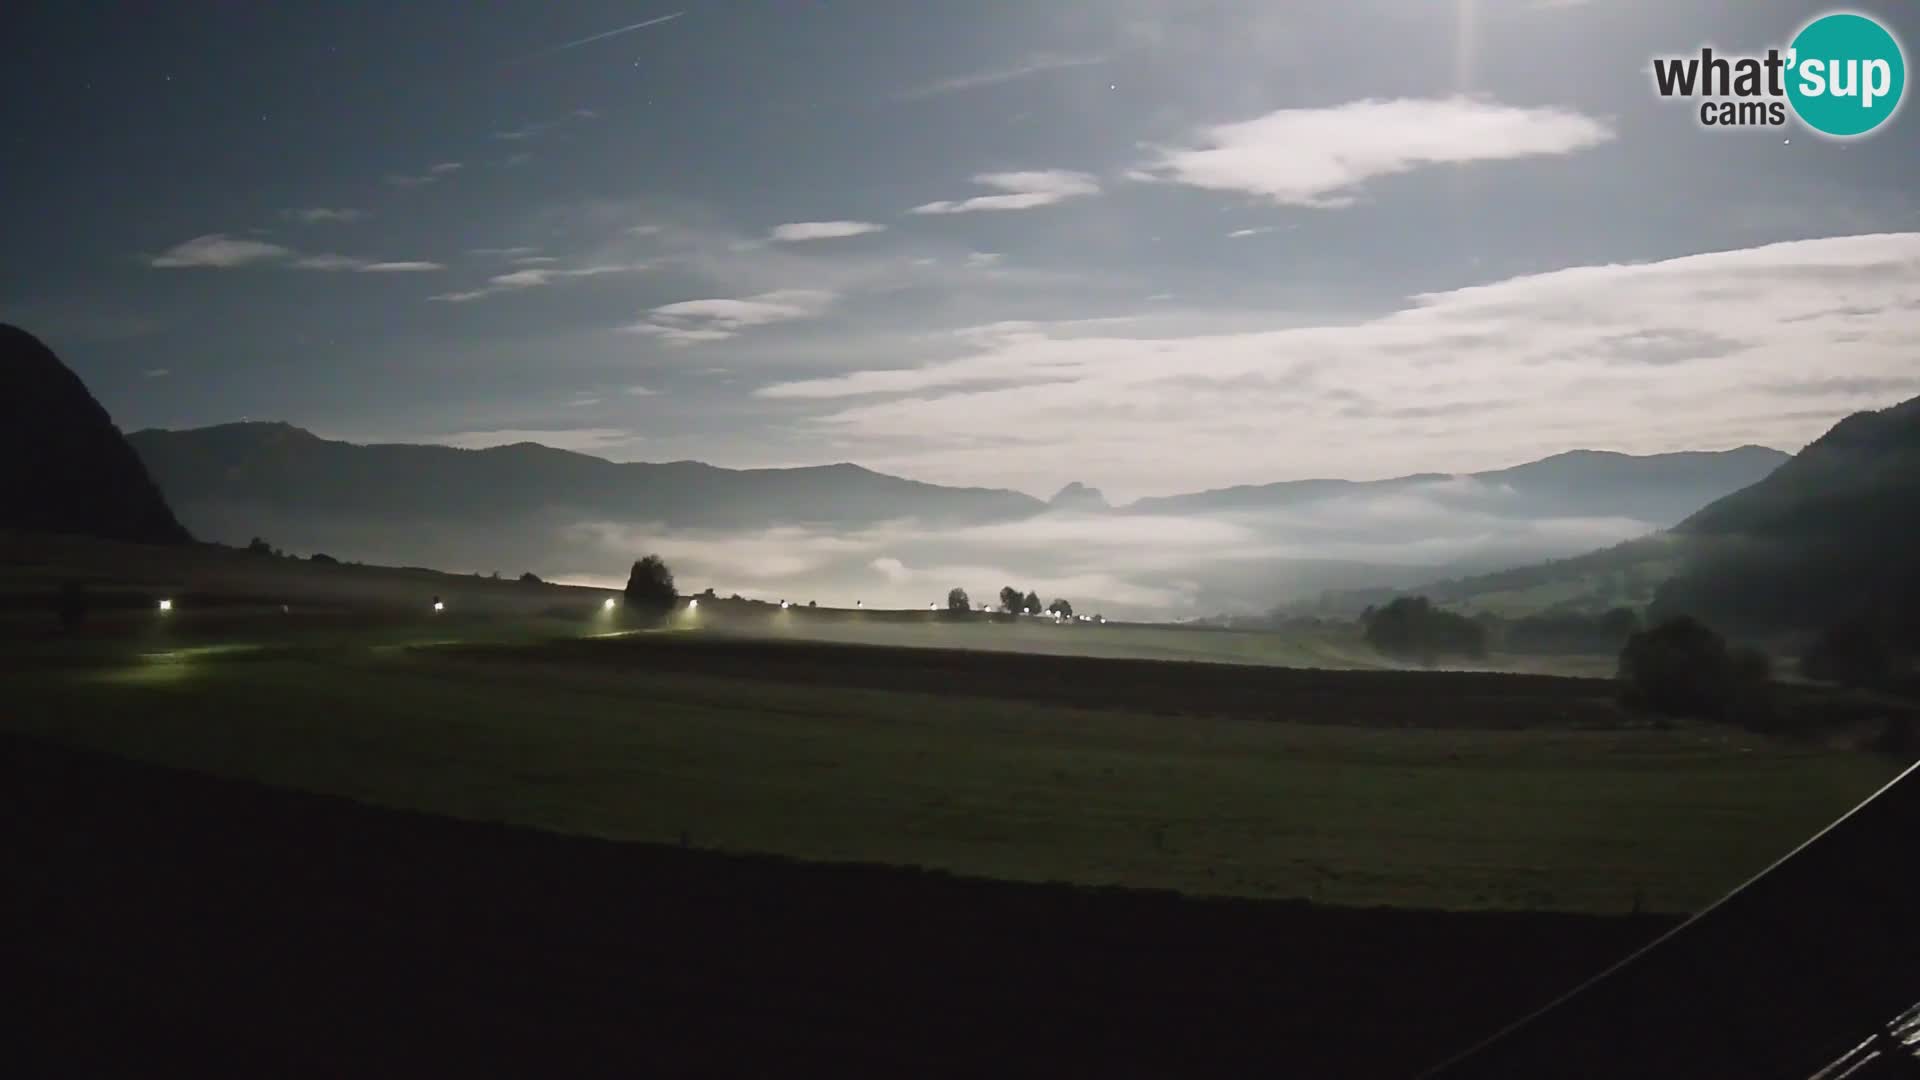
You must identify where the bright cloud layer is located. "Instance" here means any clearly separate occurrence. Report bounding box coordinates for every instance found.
[757,232,1920,497]
[1131,97,1614,208]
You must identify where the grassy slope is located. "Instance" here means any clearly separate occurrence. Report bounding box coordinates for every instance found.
[7,627,1897,915]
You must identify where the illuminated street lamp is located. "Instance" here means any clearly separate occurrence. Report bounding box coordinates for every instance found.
[781,600,790,609]
[157,598,173,612]
[432,598,444,612]
[688,598,699,610]
[603,597,617,611]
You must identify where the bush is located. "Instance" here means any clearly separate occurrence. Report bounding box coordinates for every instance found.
[623,555,677,615]
[310,552,339,565]
[519,571,543,585]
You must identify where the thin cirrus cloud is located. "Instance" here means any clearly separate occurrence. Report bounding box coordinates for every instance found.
[768,221,888,242]
[897,51,1110,100]
[1129,97,1614,208]
[149,234,441,272]
[755,232,1920,498]
[621,289,837,345]
[908,170,1101,214]
[149,234,293,268]
[429,262,649,303]
[293,254,446,272]
[385,162,464,188]
[283,207,365,224]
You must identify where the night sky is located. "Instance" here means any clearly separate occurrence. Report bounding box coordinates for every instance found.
[6,0,1917,500]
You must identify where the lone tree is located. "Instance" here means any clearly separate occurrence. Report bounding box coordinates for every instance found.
[624,554,678,616]
[1023,590,1042,615]
[1362,596,1486,664]
[999,586,1023,614]
[947,587,971,613]
[518,571,543,585]
[1618,615,1771,721]
[1047,598,1074,618]
[247,536,274,557]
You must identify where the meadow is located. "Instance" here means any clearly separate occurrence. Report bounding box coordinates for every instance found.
[6,598,1900,915]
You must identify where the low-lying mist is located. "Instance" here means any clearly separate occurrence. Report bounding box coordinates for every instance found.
[169,474,1665,619]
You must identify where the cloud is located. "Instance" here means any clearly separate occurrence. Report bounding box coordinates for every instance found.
[284,207,365,224]
[754,233,1920,499]
[1227,227,1278,239]
[1130,97,1613,208]
[145,368,169,378]
[769,221,888,242]
[909,170,1101,214]
[898,51,1109,100]
[493,123,550,141]
[622,288,838,344]
[386,163,461,188]
[429,262,649,302]
[471,246,540,257]
[150,234,292,268]
[292,254,369,271]
[624,385,659,396]
[965,252,1004,268]
[293,254,445,273]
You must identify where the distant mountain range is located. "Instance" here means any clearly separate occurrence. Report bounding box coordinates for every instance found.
[122,421,1793,615]
[130,422,1788,534]
[1128,447,1790,523]
[129,422,1044,529]
[1,324,190,545]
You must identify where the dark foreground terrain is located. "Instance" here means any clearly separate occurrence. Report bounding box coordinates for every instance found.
[2,733,1672,1077]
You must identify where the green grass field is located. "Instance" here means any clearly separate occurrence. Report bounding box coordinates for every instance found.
[6,616,1901,915]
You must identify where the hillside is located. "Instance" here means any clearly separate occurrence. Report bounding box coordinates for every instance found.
[0,324,190,545]
[1316,396,1920,631]
[1126,446,1787,524]
[1651,394,1920,637]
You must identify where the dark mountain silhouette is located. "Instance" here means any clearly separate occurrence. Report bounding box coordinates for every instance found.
[1128,446,1788,525]
[1651,394,1920,637]
[0,323,190,544]
[129,422,1045,531]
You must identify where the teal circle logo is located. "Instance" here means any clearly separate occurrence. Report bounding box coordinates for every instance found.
[1786,12,1906,137]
